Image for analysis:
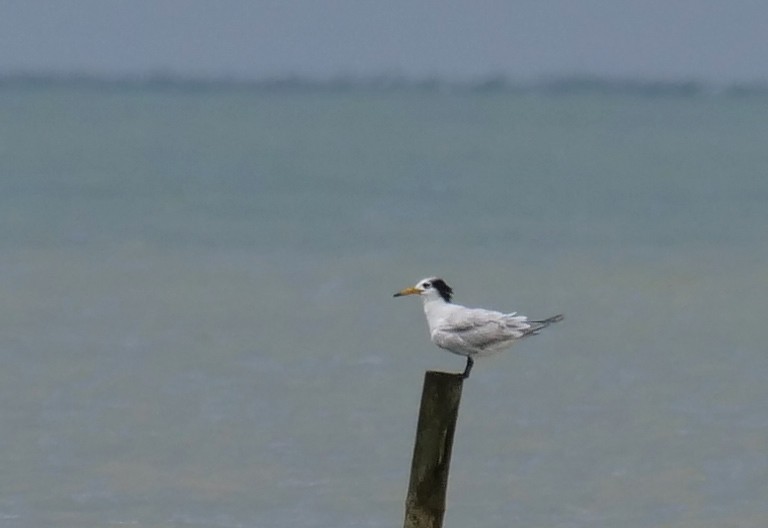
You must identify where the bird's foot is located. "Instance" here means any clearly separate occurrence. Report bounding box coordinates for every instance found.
[460,357,474,379]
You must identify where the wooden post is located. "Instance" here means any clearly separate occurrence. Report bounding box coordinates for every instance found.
[403,371,464,528]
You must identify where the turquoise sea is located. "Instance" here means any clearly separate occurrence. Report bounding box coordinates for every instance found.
[1,85,767,527]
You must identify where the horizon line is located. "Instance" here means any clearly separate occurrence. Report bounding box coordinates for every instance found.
[1,71,767,97]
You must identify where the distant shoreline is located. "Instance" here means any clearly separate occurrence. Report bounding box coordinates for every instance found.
[1,73,767,97]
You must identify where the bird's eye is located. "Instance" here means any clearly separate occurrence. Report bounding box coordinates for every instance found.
[422,282,431,288]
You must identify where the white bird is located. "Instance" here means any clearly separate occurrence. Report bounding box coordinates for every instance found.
[394,277,563,379]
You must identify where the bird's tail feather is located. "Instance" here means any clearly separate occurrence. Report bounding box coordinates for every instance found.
[525,314,564,336]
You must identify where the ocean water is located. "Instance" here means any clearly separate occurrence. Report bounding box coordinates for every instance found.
[1,86,767,528]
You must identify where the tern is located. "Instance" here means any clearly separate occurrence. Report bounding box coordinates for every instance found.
[394,277,563,379]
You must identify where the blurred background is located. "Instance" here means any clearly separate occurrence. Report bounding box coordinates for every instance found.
[1,2,767,527]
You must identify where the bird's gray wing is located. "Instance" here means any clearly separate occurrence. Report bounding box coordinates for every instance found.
[435,309,530,351]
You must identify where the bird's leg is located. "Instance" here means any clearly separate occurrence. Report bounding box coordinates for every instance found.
[461,356,474,379]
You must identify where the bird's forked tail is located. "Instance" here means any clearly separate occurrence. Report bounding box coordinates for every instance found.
[525,314,564,336]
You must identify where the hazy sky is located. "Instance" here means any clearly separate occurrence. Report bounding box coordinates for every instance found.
[1,0,766,81]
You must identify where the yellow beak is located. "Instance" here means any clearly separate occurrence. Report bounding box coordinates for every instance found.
[393,286,421,297]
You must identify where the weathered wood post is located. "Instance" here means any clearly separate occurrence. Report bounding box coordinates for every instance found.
[403,371,464,528]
